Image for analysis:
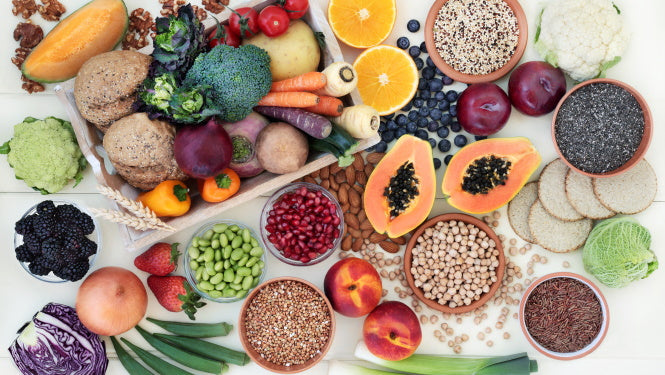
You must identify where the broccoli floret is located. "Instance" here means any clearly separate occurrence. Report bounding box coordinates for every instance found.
[183,44,272,122]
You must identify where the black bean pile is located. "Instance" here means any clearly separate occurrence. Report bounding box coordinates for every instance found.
[554,82,644,174]
[371,20,481,169]
[14,200,97,281]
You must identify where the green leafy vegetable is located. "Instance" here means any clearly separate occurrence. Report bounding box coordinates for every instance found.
[583,217,657,288]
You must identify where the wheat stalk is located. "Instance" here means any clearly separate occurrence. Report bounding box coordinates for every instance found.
[89,208,176,232]
[97,185,160,220]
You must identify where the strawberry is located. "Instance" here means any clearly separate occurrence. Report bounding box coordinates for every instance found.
[134,242,180,276]
[147,275,206,320]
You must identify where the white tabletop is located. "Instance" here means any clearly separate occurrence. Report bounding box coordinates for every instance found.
[1,0,664,374]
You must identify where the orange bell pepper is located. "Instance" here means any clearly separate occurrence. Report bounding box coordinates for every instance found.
[137,180,191,217]
[199,168,241,203]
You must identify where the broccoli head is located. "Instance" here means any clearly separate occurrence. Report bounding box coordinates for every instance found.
[183,44,272,122]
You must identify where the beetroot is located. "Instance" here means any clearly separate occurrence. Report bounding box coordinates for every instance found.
[174,117,233,179]
[222,112,270,178]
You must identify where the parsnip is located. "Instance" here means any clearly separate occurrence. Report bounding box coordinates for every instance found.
[333,104,380,139]
[315,62,358,97]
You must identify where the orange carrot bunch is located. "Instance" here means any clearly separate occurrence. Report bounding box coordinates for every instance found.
[260,71,346,116]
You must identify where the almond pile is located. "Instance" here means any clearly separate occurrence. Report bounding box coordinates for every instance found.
[298,152,406,253]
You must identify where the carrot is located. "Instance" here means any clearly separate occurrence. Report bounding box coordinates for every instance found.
[271,72,327,92]
[257,92,320,108]
[303,96,344,116]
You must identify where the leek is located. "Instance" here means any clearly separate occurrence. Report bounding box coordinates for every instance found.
[354,341,537,375]
[328,361,400,375]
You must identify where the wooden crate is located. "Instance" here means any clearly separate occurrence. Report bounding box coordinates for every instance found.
[55,0,379,251]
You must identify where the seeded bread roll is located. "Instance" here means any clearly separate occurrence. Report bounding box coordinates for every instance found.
[565,169,615,219]
[528,200,592,253]
[593,159,657,214]
[538,159,584,221]
[74,50,151,133]
[103,113,187,190]
[507,181,538,243]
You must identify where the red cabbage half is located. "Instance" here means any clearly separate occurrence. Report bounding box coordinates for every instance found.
[8,302,108,375]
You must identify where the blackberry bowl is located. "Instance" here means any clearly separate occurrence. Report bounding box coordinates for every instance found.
[14,200,100,283]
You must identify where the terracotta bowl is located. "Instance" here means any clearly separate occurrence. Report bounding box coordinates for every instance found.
[519,272,610,360]
[238,277,335,373]
[551,78,653,178]
[403,213,505,314]
[424,0,527,84]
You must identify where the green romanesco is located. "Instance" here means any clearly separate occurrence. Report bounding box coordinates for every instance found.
[0,117,87,194]
[183,44,272,122]
[534,0,629,81]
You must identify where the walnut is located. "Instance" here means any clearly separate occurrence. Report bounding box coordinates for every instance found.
[14,21,43,49]
[122,8,155,50]
[160,0,186,17]
[11,47,31,69]
[202,0,229,14]
[21,75,45,94]
[12,0,39,19]
[192,5,208,22]
[38,0,66,21]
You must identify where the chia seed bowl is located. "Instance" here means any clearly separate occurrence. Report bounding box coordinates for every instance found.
[424,0,528,84]
[552,78,652,178]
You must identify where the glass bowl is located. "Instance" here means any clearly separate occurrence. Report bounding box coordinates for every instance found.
[14,200,101,283]
[184,220,266,303]
[260,182,344,266]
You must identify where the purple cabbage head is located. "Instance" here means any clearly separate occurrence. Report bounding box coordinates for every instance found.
[8,302,108,375]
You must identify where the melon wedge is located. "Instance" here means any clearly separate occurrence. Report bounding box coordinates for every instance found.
[22,0,129,83]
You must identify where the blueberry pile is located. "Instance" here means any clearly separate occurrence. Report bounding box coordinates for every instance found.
[370,20,486,168]
[15,200,97,281]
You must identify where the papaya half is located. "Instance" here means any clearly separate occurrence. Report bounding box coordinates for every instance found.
[442,137,541,214]
[364,135,436,238]
[22,0,129,83]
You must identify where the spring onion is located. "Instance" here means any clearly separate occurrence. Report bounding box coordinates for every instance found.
[354,341,538,375]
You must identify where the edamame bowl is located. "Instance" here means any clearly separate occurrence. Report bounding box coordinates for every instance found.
[184,221,266,303]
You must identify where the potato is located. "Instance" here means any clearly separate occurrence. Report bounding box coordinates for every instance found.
[243,20,320,81]
[256,122,309,174]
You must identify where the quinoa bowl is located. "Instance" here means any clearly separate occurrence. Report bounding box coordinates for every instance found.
[551,78,652,178]
[403,213,505,314]
[424,0,528,83]
[519,272,610,360]
[238,277,335,373]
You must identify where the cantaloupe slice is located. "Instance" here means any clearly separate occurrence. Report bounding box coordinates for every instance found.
[22,0,128,83]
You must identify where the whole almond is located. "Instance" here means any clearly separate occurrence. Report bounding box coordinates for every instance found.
[364,164,374,177]
[358,209,367,223]
[352,184,364,195]
[366,152,385,165]
[379,240,400,253]
[360,219,373,230]
[303,176,317,184]
[335,170,346,184]
[361,228,373,238]
[350,205,361,215]
[340,202,350,213]
[330,163,342,175]
[310,169,320,179]
[348,227,362,238]
[370,233,388,243]
[353,153,364,170]
[345,167,356,186]
[391,235,407,245]
[320,165,330,179]
[348,188,361,208]
[351,237,363,251]
[338,185,349,205]
[329,177,339,191]
[356,170,367,186]
[344,212,360,229]
[341,235,353,251]
[320,179,330,190]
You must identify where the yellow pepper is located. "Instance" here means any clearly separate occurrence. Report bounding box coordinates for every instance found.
[137,180,191,217]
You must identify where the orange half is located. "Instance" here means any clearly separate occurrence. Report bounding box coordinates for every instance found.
[327,0,396,49]
[353,45,419,116]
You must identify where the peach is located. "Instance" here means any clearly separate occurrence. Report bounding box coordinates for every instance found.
[324,258,382,317]
[363,300,422,361]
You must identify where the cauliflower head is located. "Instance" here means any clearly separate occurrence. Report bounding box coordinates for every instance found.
[535,0,629,81]
[1,117,86,194]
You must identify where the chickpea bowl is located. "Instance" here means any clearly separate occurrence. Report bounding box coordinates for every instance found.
[403,213,505,314]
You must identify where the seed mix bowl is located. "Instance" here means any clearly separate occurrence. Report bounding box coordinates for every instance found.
[14,200,101,283]
[184,220,266,303]
[552,78,653,178]
[260,182,344,266]
[424,0,528,83]
[404,213,505,314]
[519,272,609,360]
[238,277,335,373]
